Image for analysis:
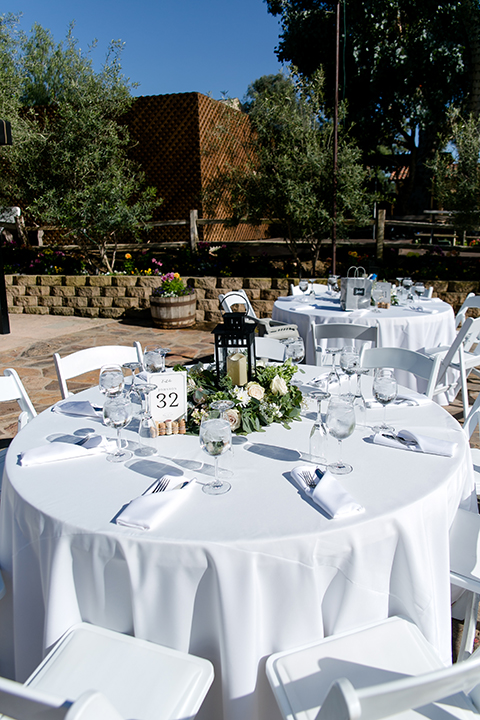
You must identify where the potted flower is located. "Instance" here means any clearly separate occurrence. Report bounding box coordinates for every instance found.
[150,272,196,329]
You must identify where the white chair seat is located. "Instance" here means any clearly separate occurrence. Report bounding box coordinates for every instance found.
[266,615,480,720]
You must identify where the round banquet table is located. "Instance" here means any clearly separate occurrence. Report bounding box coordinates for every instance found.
[272,294,456,396]
[0,367,476,720]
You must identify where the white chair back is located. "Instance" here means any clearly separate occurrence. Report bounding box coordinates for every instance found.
[219,290,300,339]
[360,347,442,399]
[0,369,37,430]
[255,337,286,362]
[456,293,480,327]
[423,286,434,298]
[311,322,378,366]
[218,290,257,319]
[54,343,143,399]
[463,391,480,441]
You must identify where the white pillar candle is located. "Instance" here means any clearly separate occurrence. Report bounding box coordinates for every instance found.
[227,352,247,386]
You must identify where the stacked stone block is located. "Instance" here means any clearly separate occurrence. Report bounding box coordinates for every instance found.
[4,276,478,323]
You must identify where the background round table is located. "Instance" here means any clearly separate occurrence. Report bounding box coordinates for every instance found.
[273,295,456,397]
[0,368,474,720]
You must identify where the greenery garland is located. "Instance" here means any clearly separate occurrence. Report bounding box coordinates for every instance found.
[175,360,304,435]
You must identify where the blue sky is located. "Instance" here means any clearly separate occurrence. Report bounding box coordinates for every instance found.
[6,0,285,101]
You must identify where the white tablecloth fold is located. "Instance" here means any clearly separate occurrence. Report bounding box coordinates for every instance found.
[19,435,112,466]
[372,429,457,457]
[116,477,196,530]
[53,400,101,417]
[291,465,365,518]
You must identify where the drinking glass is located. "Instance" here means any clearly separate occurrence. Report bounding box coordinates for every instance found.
[103,394,132,463]
[143,346,170,373]
[199,410,232,495]
[326,394,356,474]
[298,279,309,302]
[122,361,141,388]
[372,367,398,433]
[371,283,383,313]
[99,365,124,397]
[403,277,414,305]
[353,366,368,429]
[309,386,329,463]
[328,275,340,295]
[284,336,305,365]
[339,345,359,395]
[308,279,316,297]
[414,282,425,304]
[325,348,341,391]
[136,382,159,456]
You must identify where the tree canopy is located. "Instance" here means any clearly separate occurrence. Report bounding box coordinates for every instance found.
[265,0,480,214]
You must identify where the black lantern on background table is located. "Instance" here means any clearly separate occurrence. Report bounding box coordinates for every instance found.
[213,312,257,386]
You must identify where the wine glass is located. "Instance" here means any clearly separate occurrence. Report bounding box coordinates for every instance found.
[372,368,398,433]
[298,279,309,303]
[339,345,359,395]
[122,361,141,388]
[326,394,356,474]
[325,348,341,391]
[284,336,305,365]
[414,282,426,304]
[371,283,383,313]
[403,277,414,305]
[199,410,232,495]
[309,384,329,463]
[308,278,316,297]
[136,383,159,456]
[103,394,133,463]
[99,365,124,397]
[143,346,170,373]
[353,366,369,430]
[328,275,340,295]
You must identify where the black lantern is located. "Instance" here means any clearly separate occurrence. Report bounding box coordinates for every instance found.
[213,312,256,386]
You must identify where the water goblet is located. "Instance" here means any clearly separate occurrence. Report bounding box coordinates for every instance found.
[143,346,170,373]
[103,394,133,463]
[325,348,341,392]
[371,282,383,313]
[414,282,425,304]
[122,361,141,388]
[298,279,309,303]
[328,275,340,295]
[284,336,305,365]
[308,279,316,297]
[402,277,414,305]
[339,345,359,395]
[353,366,369,429]
[199,410,232,495]
[309,387,329,463]
[372,367,397,433]
[326,394,356,474]
[99,364,124,397]
[136,382,159,456]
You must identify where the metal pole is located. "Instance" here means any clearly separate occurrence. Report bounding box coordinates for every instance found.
[332,0,340,275]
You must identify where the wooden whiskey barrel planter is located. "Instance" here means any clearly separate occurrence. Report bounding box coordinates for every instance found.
[149,292,196,329]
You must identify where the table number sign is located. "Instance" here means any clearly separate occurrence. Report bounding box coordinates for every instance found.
[146,370,187,424]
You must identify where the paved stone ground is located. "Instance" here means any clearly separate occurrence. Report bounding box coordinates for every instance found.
[1,312,479,661]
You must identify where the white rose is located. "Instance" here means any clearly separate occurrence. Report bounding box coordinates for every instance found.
[246,382,265,401]
[225,407,241,431]
[270,375,288,396]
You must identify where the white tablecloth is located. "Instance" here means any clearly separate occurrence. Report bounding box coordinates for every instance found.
[273,295,456,397]
[0,368,475,720]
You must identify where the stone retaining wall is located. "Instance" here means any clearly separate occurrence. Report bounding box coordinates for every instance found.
[5,275,479,324]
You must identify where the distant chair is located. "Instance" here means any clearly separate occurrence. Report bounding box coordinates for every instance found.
[462,392,480,498]
[0,621,214,720]
[450,508,480,661]
[54,343,143,399]
[218,289,299,339]
[424,286,434,298]
[310,322,378,366]
[0,368,37,489]
[360,346,442,400]
[456,293,480,328]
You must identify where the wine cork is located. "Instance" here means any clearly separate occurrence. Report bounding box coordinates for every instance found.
[179,419,186,434]
[157,422,166,436]
[165,420,172,435]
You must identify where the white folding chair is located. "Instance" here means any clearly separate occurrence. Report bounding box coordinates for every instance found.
[449,508,480,662]
[424,286,434,298]
[360,346,442,400]
[456,293,480,328]
[290,283,328,296]
[425,316,480,417]
[0,621,214,720]
[266,614,480,720]
[255,336,286,362]
[463,393,480,497]
[54,343,143,399]
[0,369,37,489]
[310,322,378,366]
[218,289,299,339]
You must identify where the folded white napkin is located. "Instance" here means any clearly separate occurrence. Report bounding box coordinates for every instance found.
[372,429,457,457]
[53,400,101,417]
[291,465,364,518]
[293,304,317,311]
[19,435,113,466]
[116,476,195,530]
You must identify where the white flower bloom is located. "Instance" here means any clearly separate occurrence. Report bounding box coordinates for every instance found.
[245,382,265,401]
[234,388,250,406]
[270,375,288,396]
[225,408,241,431]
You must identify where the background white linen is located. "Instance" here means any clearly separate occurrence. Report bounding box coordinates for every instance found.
[272,296,456,399]
[0,371,475,720]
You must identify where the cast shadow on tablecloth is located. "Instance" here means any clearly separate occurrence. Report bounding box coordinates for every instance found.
[245,443,301,462]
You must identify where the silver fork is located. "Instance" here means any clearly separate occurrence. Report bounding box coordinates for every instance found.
[300,470,317,488]
[152,476,170,493]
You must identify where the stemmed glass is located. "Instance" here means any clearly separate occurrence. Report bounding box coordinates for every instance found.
[136,383,159,456]
[328,275,340,295]
[309,379,329,463]
[325,348,341,391]
[143,346,170,373]
[339,345,359,395]
[122,361,141,388]
[414,282,425,304]
[99,365,124,396]
[298,279,309,303]
[103,394,133,463]
[284,337,305,365]
[326,394,356,475]
[353,366,369,429]
[199,410,232,495]
[371,283,383,313]
[372,368,398,433]
[308,279,316,297]
[403,277,414,305]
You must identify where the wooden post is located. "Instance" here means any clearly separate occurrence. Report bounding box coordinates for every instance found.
[189,209,199,252]
[376,208,386,261]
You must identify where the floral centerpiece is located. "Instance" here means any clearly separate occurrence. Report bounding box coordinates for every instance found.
[151,271,194,297]
[176,359,304,434]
